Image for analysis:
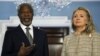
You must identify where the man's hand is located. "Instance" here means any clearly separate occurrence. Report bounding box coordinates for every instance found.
[18,42,35,56]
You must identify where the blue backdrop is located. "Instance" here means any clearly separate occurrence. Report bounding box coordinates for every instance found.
[0,1,100,32]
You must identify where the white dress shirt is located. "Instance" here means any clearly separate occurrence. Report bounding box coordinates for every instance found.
[20,23,34,39]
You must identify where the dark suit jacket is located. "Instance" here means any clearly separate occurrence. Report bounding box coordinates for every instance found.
[1,25,49,56]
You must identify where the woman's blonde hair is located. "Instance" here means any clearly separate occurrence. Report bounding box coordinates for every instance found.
[72,7,95,34]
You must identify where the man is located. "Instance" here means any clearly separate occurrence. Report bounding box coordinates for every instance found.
[1,3,48,56]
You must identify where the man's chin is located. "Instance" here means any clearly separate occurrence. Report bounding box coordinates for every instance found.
[22,22,32,26]
[25,19,30,22]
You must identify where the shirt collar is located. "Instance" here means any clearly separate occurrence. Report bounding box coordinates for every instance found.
[20,23,33,30]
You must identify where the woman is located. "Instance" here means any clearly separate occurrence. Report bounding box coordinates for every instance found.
[61,7,100,56]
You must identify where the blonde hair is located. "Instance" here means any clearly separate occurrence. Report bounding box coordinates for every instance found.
[72,7,95,34]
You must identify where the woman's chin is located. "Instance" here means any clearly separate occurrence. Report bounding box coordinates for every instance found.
[75,25,84,27]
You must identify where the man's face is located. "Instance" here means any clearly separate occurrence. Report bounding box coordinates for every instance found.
[19,6,33,26]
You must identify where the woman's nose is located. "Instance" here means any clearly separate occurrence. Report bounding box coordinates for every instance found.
[76,16,80,20]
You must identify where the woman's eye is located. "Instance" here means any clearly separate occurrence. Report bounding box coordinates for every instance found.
[80,16,84,17]
[74,16,77,18]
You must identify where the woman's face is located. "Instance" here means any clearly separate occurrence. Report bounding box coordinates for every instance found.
[73,10,88,28]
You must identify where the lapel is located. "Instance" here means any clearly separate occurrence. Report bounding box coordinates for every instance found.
[17,25,27,38]
[16,25,40,46]
[33,27,39,44]
[17,25,30,46]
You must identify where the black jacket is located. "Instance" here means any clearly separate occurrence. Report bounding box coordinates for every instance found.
[1,25,49,56]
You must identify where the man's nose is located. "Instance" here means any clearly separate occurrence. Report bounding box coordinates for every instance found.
[24,13,30,16]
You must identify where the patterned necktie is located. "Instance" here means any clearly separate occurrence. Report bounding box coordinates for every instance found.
[26,26,33,45]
